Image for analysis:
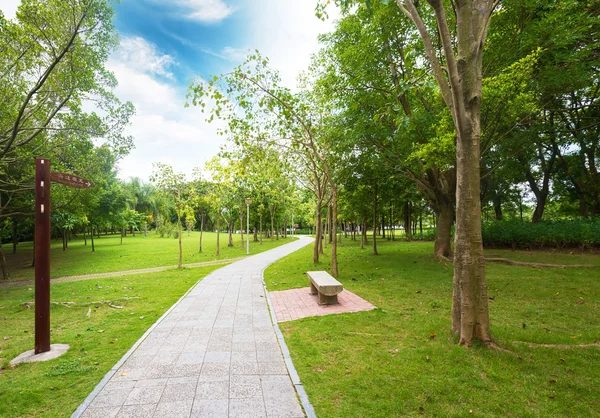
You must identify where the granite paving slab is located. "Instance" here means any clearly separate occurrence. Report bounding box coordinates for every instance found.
[74,237,313,418]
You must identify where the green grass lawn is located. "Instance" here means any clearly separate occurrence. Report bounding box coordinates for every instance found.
[0,265,221,418]
[265,238,600,417]
[4,231,293,281]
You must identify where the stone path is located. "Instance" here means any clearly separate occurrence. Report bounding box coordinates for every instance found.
[270,287,376,322]
[74,237,314,418]
[0,257,247,289]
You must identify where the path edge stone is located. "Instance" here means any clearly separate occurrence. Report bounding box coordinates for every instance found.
[70,273,208,418]
[261,255,318,418]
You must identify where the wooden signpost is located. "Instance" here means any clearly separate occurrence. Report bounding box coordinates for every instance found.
[34,158,92,354]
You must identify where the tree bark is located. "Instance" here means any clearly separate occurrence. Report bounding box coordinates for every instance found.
[435,198,454,259]
[91,226,95,253]
[313,199,322,263]
[394,0,495,346]
[0,244,10,280]
[331,185,339,277]
[372,187,378,255]
[177,199,182,268]
[259,213,263,244]
[199,213,204,253]
[216,218,220,256]
[12,218,18,254]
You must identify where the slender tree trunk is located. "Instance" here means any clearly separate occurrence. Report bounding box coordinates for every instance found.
[216,218,220,256]
[12,218,18,254]
[199,214,204,252]
[177,212,182,268]
[381,213,386,239]
[493,193,502,220]
[83,227,87,246]
[404,201,412,241]
[240,212,244,248]
[327,205,332,244]
[313,199,322,263]
[331,185,339,277]
[360,222,364,248]
[31,232,35,267]
[228,221,234,247]
[259,213,263,245]
[372,193,378,256]
[63,230,67,251]
[91,227,95,252]
[253,224,258,242]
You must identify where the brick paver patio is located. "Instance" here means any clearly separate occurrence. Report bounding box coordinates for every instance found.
[270,287,376,322]
[74,236,314,418]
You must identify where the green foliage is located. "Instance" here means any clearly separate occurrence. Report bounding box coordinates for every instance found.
[482,218,600,249]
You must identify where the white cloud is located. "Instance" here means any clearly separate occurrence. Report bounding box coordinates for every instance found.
[117,36,176,79]
[107,38,226,181]
[153,0,234,23]
[248,0,340,89]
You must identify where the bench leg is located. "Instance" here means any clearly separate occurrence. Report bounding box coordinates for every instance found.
[309,283,318,295]
[318,293,339,305]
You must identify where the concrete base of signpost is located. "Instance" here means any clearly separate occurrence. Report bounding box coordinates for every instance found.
[10,344,70,365]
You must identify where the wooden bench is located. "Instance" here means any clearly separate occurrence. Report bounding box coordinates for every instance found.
[307,271,343,305]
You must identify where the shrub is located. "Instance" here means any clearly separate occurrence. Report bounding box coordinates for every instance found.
[482,218,600,249]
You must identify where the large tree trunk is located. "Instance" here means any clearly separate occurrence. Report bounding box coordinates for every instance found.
[398,0,495,347]
[0,244,10,280]
[331,185,339,277]
[531,193,547,224]
[435,198,454,259]
[451,27,492,346]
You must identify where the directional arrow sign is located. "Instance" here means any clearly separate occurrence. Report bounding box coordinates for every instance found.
[50,172,93,188]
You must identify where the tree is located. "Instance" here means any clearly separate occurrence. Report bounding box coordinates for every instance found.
[323,0,500,346]
[151,163,191,268]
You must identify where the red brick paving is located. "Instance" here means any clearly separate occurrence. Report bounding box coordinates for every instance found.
[269,287,376,322]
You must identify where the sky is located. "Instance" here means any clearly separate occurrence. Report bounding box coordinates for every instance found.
[0,0,339,181]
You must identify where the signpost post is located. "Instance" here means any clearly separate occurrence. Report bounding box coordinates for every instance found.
[34,158,92,354]
[35,158,51,354]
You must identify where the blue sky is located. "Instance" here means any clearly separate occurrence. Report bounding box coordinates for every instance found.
[0,0,339,180]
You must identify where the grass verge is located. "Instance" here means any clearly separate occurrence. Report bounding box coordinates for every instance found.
[4,232,293,281]
[264,238,600,417]
[0,265,221,417]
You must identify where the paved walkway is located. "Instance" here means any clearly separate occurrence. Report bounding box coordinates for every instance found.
[75,237,314,418]
[270,288,376,322]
